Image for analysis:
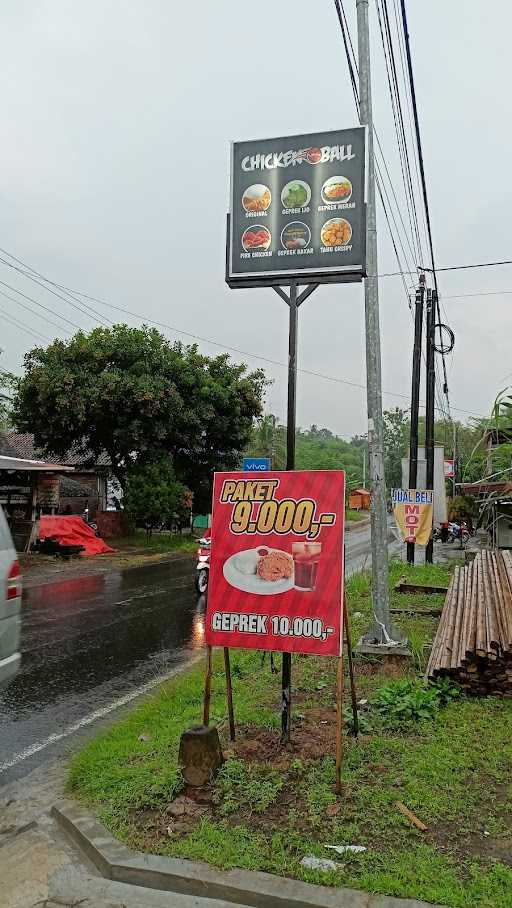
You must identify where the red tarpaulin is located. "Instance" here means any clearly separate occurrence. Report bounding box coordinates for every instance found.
[39,516,115,556]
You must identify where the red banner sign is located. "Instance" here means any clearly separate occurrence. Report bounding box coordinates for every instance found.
[205,470,345,656]
[444,459,455,479]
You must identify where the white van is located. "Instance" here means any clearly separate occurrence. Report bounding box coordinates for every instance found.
[0,505,22,690]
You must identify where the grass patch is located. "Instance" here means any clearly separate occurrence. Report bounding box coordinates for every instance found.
[345,509,369,522]
[68,562,512,908]
[215,759,284,816]
[112,530,197,555]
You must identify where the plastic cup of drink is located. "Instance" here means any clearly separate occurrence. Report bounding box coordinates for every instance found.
[292,542,322,591]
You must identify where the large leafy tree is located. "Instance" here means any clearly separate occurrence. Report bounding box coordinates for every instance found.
[383,407,409,488]
[124,459,185,527]
[13,325,267,504]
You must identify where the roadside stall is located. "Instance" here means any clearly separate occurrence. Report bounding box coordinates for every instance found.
[0,453,74,551]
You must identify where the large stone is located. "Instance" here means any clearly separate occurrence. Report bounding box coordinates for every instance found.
[178,725,223,788]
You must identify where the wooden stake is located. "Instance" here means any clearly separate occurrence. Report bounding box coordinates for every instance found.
[335,654,344,795]
[223,647,236,741]
[203,645,213,726]
[343,595,359,737]
[395,800,428,831]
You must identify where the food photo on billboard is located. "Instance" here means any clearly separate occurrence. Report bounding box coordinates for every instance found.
[205,470,345,657]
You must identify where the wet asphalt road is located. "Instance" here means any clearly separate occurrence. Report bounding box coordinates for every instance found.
[0,523,399,786]
[0,555,204,785]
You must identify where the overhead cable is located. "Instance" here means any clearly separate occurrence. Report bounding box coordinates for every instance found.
[399,0,451,418]
[0,256,112,328]
[0,279,80,331]
[0,241,488,419]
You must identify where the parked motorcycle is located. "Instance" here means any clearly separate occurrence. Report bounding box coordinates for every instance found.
[81,507,99,535]
[433,521,470,545]
[195,532,211,594]
[449,521,471,544]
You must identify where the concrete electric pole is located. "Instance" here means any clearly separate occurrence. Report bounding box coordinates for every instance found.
[356,0,401,647]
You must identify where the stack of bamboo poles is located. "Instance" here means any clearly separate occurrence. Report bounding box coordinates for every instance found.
[427,550,512,695]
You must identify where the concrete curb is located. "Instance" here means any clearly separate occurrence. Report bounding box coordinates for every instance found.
[52,800,446,908]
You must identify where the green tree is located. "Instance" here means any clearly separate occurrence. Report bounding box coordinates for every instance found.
[13,325,267,505]
[244,414,286,469]
[0,361,16,431]
[383,407,409,488]
[124,459,185,527]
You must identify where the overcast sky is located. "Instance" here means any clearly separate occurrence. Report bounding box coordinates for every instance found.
[1,1,511,438]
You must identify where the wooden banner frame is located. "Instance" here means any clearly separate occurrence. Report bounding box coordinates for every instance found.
[202,594,358,794]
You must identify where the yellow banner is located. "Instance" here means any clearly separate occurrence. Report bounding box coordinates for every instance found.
[391,489,433,545]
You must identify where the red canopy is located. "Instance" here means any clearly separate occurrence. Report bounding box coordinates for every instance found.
[39,516,115,556]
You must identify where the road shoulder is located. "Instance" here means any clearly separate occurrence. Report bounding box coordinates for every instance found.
[20,547,195,590]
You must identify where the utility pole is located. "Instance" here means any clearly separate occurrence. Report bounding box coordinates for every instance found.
[282,281,298,744]
[407,275,425,564]
[452,422,457,500]
[425,288,435,564]
[356,0,395,645]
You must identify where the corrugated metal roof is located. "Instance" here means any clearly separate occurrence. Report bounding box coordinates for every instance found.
[459,481,512,495]
[1,433,110,467]
[0,455,74,472]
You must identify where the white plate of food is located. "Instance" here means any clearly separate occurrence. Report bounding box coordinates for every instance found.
[242,184,272,213]
[241,225,272,251]
[281,180,311,210]
[223,547,294,595]
[320,217,352,247]
[321,175,352,204]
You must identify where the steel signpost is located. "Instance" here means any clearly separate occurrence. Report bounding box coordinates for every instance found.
[225,129,367,745]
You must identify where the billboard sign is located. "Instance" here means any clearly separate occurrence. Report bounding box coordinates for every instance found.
[227,128,366,286]
[444,459,455,479]
[205,470,345,656]
[242,457,271,472]
[392,488,434,545]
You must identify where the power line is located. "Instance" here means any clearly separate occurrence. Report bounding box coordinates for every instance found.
[391,0,430,258]
[399,0,451,419]
[399,2,436,288]
[380,260,512,275]
[0,277,82,331]
[424,260,512,273]
[334,0,418,307]
[338,0,419,279]
[52,277,485,418]
[442,289,512,300]
[0,241,488,420]
[375,0,423,265]
[0,305,51,343]
[0,256,112,327]
[0,288,70,336]
[337,0,452,424]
